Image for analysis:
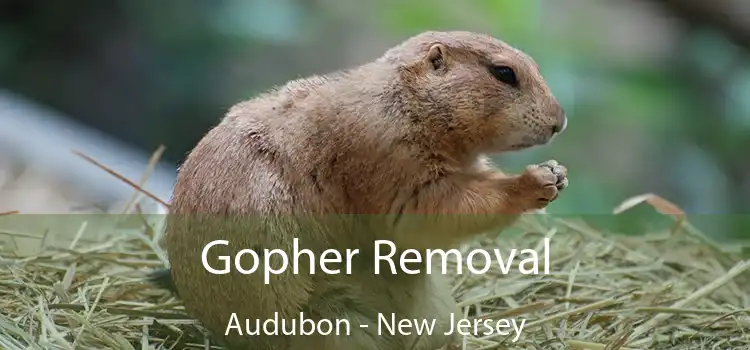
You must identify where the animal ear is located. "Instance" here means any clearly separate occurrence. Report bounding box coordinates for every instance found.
[425,43,448,70]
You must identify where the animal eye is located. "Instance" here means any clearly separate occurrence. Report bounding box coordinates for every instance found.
[489,65,518,87]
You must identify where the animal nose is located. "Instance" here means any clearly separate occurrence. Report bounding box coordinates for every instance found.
[552,111,567,135]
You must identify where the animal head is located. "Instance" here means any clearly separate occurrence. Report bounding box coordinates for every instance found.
[381,31,567,155]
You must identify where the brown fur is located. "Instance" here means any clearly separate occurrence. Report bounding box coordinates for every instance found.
[157,31,568,350]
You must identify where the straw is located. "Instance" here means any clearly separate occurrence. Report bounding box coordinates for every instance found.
[0,150,748,349]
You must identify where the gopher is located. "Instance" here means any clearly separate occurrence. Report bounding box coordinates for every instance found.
[149,30,568,350]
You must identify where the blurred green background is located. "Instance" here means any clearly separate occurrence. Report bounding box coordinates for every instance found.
[1,0,748,241]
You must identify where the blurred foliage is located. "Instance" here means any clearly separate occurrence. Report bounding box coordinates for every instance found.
[0,0,749,240]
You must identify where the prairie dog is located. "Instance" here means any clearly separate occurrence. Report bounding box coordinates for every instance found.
[150,31,568,350]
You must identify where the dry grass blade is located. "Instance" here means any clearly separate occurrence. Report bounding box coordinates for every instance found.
[71,150,170,209]
[613,193,685,216]
[613,192,687,237]
[121,145,166,214]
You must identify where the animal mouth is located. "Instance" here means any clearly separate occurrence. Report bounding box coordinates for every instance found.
[508,143,534,150]
[510,134,552,150]
[501,131,557,152]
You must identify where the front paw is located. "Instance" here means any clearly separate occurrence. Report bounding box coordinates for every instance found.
[517,160,568,209]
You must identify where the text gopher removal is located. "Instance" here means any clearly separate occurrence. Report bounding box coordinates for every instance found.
[201,237,551,284]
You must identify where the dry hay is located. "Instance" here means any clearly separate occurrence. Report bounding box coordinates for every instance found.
[1,202,749,350]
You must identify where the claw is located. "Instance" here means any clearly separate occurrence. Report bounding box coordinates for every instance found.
[541,159,558,168]
[558,177,569,189]
[539,160,567,189]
